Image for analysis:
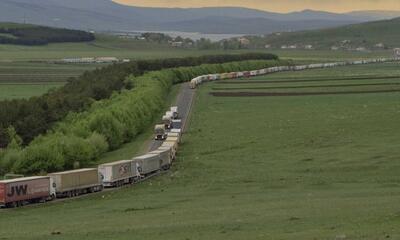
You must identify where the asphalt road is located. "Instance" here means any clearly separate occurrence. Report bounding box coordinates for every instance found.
[148,82,196,152]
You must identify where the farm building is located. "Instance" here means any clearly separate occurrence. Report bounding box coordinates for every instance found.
[170,41,183,47]
[238,37,250,45]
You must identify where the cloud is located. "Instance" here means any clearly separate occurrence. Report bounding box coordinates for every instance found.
[114,0,400,13]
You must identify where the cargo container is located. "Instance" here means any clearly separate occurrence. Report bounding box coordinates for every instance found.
[158,145,175,161]
[189,79,196,89]
[133,154,161,176]
[220,73,230,79]
[167,132,181,143]
[0,176,55,208]
[48,168,102,197]
[98,160,140,187]
[172,119,182,129]
[250,70,258,76]
[149,148,172,170]
[161,138,178,156]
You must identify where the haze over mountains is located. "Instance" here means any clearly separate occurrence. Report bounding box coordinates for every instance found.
[1,0,400,34]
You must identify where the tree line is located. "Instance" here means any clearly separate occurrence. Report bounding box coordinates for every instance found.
[0,58,288,175]
[0,53,278,148]
[0,25,95,45]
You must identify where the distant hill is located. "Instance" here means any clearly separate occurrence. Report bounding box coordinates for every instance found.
[247,17,400,50]
[158,16,358,35]
[0,22,94,45]
[346,10,400,21]
[0,0,389,34]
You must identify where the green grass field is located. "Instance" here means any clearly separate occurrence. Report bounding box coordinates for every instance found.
[0,62,399,240]
[0,62,100,99]
[0,83,64,100]
[0,31,395,100]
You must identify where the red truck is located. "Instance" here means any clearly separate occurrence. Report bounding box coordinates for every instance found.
[0,176,55,208]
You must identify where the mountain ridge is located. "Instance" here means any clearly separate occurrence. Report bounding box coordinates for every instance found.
[0,0,399,34]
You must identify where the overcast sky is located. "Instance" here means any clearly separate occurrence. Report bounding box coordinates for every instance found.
[113,0,400,13]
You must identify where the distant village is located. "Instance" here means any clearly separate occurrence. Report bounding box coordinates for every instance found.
[54,32,400,65]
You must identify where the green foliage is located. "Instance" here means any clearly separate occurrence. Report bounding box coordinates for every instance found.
[0,53,277,148]
[0,22,95,45]
[0,58,285,175]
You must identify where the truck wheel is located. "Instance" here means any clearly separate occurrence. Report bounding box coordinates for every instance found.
[8,202,16,208]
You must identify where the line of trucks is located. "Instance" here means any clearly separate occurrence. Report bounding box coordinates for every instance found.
[189,57,400,89]
[0,106,181,208]
[2,57,398,208]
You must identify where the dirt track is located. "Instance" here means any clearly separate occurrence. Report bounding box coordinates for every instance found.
[210,89,400,97]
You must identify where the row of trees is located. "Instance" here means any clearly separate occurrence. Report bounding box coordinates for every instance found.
[0,26,95,45]
[0,58,288,175]
[0,53,278,148]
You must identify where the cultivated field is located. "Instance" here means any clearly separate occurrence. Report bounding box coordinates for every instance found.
[0,31,395,100]
[0,62,100,100]
[0,62,399,239]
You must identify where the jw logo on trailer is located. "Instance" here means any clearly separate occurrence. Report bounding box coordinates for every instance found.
[7,185,28,197]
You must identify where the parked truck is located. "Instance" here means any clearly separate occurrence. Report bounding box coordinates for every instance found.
[154,124,167,140]
[157,145,176,161]
[172,119,182,129]
[149,148,172,170]
[162,115,172,129]
[167,132,181,143]
[170,106,179,119]
[48,168,102,197]
[162,140,178,158]
[133,154,161,176]
[98,160,140,187]
[0,176,55,208]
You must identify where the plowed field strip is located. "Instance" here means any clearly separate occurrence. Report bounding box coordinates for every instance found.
[212,82,400,90]
[210,89,400,97]
[217,75,400,84]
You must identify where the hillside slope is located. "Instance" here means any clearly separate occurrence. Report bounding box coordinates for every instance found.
[0,0,375,34]
[250,17,400,50]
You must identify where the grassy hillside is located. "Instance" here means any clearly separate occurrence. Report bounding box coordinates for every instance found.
[249,17,400,50]
[0,22,94,45]
[0,63,399,239]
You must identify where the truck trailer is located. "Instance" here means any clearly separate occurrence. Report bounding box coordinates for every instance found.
[48,168,102,197]
[98,160,140,187]
[0,176,55,208]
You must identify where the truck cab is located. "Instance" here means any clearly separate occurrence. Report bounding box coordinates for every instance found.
[162,115,172,129]
[154,124,167,140]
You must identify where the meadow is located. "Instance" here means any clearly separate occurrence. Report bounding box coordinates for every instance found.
[0,31,395,100]
[0,62,399,239]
